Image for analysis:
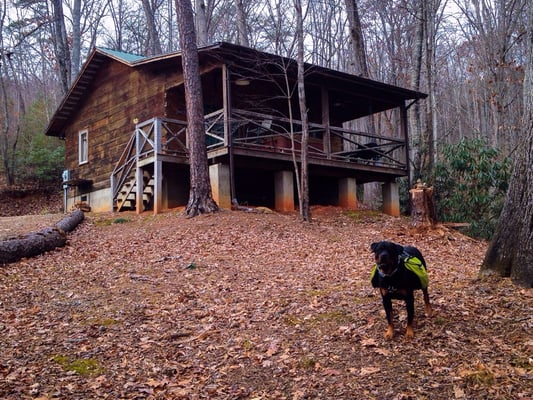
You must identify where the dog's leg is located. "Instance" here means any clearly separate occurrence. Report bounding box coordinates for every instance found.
[380,289,394,339]
[405,291,415,338]
[422,288,433,317]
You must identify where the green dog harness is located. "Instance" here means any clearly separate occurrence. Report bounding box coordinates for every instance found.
[403,256,428,289]
[370,255,428,289]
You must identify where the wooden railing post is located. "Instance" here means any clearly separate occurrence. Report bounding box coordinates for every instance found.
[135,124,144,214]
[153,118,163,214]
[321,86,331,159]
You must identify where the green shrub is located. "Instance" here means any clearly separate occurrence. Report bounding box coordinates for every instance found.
[432,138,511,239]
[16,134,64,187]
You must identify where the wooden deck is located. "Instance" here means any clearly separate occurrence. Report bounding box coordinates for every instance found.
[110,112,408,212]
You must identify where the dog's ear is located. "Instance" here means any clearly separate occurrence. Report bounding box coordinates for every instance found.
[370,242,379,253]
[394,243,404,255]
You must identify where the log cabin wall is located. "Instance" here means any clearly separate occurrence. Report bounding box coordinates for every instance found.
[64,60,183,191]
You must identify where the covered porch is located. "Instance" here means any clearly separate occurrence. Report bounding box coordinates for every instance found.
[111,43,425,215]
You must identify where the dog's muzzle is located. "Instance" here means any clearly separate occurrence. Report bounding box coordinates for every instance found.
[377,264,398,277]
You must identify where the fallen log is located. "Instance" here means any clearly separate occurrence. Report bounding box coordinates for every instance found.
[55,209,85,233]
[0,210,85,265]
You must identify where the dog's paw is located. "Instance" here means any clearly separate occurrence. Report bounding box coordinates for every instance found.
[405,326,414,339]
[425,305,434,317]
[384,325,394,340]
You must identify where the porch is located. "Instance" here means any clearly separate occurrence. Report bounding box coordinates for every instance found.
[110,108,408,214]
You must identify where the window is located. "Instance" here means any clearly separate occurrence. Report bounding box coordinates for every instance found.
[79,130,88,164]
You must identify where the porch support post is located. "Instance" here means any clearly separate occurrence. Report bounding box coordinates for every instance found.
[135,124,144,214]
[338,177,357,209]
[135,165,144,214]
[222,65,236,202]
[382,181,400,217]
[400,103,411,187]
[321,86,331,159]
[153,118,163,215]
[275,170,294,212]
[209,163,231,209]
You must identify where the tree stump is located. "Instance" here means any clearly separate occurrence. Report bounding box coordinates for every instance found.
[0,210,84,265]
[409,182,437,227]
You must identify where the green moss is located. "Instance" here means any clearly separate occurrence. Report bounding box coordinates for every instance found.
[52,355,104,376]
[242,339,254,351]
[511,357,533,371]
[464,367,495,386]
[93,218,113,226]
[314,309,353,324]
[284,309,352,328]
[299,356,316,370]
[85,317,119,327]
[283,315,303,326]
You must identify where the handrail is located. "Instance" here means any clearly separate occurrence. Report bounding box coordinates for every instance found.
[110,117,188,210]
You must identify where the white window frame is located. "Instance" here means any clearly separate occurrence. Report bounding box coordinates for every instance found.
[79,129,88,165]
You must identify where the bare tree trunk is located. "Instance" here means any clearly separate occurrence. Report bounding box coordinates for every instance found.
[294,0,310,221]
[344,0,369,77]
[235,0,249,46]
[71,0,81,77]
[424,0,440,175]
[409,0,424,184]
[345,0,379,208]
[51,0,71,94]
[175,0,218,217]
[195,0,208,46]
[481,2,533,287]
[142,0,163,55]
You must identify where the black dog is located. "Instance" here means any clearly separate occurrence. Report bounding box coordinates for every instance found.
[370,241,432,339]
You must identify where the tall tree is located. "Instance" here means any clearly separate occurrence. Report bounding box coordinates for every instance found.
[70,0,81,76]
[294,0,310,221]
[344,0,369,77]
[50,0,71,94]
[175,0,219,217]
[235,0,249,46]
[141,0,163,55]
[408,0,425,183]
[195,0,208,45]
[480,1,533,287]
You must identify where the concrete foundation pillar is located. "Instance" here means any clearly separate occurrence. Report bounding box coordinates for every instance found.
[338,177,357,208]
[209,163,232,209]
[275,170,294,212]
[382,181,400,217]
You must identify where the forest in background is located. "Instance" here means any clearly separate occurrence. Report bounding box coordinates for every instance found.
[0,0,528,237]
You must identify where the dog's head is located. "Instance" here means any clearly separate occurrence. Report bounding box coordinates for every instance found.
[370,241,404,276]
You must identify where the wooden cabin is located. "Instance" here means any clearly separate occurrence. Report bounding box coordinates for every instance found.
[45,42,426,215]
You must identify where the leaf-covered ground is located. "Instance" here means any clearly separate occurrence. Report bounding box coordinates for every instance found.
[1,207,532,399]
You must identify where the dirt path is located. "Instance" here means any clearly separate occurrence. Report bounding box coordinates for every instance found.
[1,208,532,399]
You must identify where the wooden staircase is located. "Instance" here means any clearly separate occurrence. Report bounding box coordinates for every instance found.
[115,170,154,212]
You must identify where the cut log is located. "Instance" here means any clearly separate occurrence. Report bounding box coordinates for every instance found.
[0,210,85,265]
[409,183,437,227]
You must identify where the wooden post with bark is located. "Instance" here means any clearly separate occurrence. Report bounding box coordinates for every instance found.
[409,180,437,227]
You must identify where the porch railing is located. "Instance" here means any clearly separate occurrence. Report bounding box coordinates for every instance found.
[110,117,188,209]
[204,108,407,169]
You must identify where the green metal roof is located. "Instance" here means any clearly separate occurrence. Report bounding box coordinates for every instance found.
[97,48,145,63]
